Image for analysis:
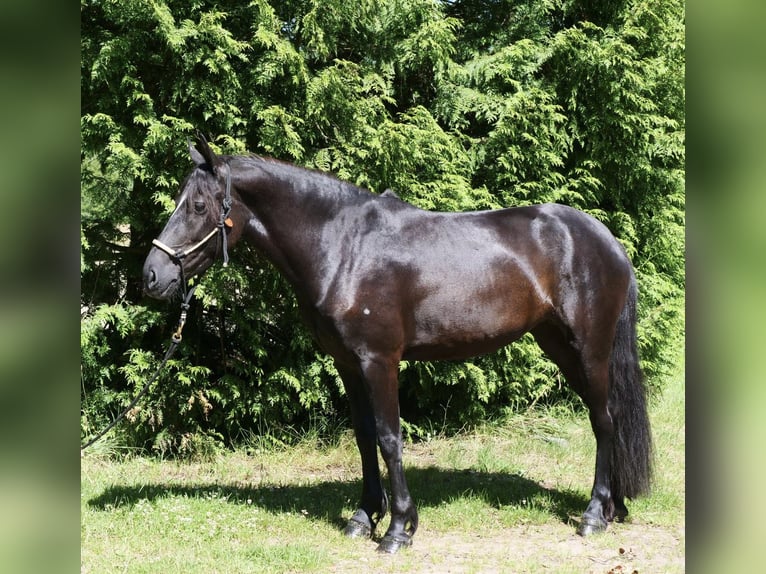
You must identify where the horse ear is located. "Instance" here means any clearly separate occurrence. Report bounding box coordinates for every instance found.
[188,138,206,167]
[189,130,219,173]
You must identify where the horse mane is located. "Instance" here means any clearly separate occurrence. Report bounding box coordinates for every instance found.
[230,154,379,201]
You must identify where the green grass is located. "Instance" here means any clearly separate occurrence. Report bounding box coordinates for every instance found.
[82,358,684,573]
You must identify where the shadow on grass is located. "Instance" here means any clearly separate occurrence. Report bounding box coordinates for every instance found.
[87,466,588,530]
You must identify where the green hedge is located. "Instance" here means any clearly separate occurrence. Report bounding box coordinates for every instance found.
[81,0,684,454]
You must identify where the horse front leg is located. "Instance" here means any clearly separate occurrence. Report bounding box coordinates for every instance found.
[337,365,389,540]
[361,355,418,553]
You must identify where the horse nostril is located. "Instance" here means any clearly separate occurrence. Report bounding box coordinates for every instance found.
[145,267,158,289]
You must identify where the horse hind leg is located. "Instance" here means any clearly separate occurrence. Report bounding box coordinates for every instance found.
[532,323,615,535]
[578,359,615,536]
[586,278,653,531]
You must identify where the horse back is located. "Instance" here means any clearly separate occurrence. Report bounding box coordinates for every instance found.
[307,201,632,363]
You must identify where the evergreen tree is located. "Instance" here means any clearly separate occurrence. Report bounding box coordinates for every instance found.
[81,0,684,453]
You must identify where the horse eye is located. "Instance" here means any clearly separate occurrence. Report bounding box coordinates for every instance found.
[193,200,206,214]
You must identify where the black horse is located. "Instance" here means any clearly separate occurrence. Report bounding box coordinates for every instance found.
[143,134,652,553]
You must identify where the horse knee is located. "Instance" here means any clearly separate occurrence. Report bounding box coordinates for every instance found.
[377,432,402,460]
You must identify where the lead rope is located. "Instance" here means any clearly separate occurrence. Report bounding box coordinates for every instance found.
[82,166,233,452]
[80,284,196,452]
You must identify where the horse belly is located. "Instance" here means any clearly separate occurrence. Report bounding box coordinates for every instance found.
[403,273,547,361]
[403,327,527,362]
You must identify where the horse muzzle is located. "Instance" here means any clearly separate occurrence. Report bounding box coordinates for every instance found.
[142,249,181,300]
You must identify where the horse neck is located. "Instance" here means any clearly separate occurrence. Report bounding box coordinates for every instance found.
[234,157,361,296]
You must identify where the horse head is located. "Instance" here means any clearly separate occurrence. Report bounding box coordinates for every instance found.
[142,133,241,300]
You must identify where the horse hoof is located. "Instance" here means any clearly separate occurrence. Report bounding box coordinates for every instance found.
[343,517,373,539]
[576,516,608,536]
[343,510,375,539]
[613,500,629,523]
[612,506,629,523]
[376,534,412,554]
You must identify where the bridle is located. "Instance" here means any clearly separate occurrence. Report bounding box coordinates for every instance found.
[150,164,233,342]
[152,164,233,343]
[81,164,234,451]
[151,164,234,269]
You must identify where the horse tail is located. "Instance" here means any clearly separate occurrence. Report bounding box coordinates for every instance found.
[608,273,653,499]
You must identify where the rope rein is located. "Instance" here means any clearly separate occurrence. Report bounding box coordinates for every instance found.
[81,165,232,451]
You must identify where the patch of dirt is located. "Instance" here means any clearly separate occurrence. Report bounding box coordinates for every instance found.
[330,521,684,573]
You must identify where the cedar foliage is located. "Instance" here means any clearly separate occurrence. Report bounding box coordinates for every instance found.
[81,0,684,453]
